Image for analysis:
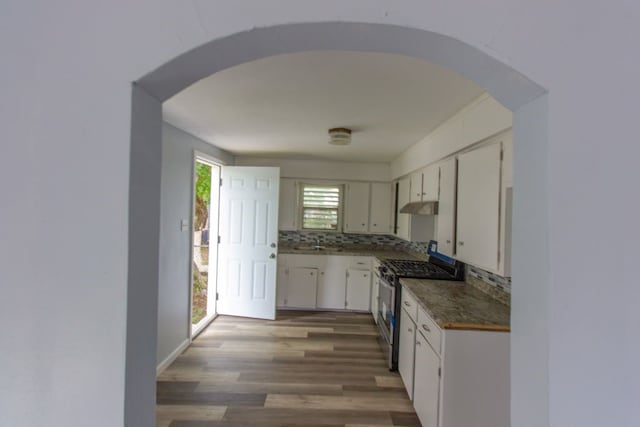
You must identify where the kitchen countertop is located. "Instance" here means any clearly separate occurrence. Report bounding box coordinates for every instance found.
[278,245,424,262]
[400,278,510,332]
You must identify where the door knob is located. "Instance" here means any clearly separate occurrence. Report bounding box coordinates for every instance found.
[269,253,276,259]
[270,243,277,248]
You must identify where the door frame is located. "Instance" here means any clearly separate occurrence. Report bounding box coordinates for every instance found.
[189,151,225,338]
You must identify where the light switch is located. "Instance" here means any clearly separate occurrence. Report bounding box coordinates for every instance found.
[180,219,190,231]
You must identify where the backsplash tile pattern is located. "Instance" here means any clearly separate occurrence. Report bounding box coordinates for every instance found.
[279,231,511,297]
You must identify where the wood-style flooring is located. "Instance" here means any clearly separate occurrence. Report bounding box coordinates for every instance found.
[157,310,421,427]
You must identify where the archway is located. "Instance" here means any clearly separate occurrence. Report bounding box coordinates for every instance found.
[127,22,548,426]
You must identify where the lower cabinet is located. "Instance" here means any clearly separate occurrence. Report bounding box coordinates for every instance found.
[317,256,350,309]
[398,307,416,400]
[413,329,440,427]
[287,267,318,308]
[400,285,510,427]
[277,254,372,312]
[345,269,371,311]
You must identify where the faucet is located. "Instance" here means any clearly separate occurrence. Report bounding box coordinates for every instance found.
[314,238,322,249]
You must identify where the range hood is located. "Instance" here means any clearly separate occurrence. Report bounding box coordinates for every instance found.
[399,201,439,215]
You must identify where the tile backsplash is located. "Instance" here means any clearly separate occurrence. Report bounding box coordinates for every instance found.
[279,231,511,296]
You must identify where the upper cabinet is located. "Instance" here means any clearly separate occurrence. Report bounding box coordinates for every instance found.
[369,183,392,234]
[395,177,410,240]
[344,182,371,233]
[278,178,297,230]
[436,158,457,257]
[409,164,439,202]
[395,176,435,242]
[456,142,501,271]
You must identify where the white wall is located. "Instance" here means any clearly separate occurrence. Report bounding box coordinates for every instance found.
[156,123,233,369]
[391,93,512,178]
[2,2,640,427]
[235,156,390,181]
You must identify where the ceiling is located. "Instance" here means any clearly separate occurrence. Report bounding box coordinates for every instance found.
[162,50,485,163]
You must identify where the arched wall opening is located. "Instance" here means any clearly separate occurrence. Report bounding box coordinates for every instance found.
[128,22,548,426]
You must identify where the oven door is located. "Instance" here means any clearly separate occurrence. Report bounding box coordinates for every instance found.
[377,275,396,344]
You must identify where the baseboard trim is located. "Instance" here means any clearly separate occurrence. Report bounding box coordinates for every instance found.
[156,338,190,376]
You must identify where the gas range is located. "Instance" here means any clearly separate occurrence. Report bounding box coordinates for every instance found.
[379,257,464,282]
[376,253,464,371]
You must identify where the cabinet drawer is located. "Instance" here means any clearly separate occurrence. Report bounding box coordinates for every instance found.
[349,256,372,270]
[417,306,442,355]
[400,288,418,323]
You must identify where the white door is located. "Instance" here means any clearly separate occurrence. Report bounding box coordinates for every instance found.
[217,166,280,320]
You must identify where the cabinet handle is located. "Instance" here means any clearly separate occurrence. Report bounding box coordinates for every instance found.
[320,272,324,275]
[446,239,451,244]
[458,241,464,246]
[408,328,413,332]
[373,223,377,226]
[422,192,426,196]
[404,301,411,307]
[361,223,366,226]
[416,340,422,346]
[422,324,431,332]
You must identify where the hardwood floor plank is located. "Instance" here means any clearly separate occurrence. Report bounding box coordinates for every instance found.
[221,407,394,426]
[156,405,226,427]
[264,394,415,412]
[156,311,419,427]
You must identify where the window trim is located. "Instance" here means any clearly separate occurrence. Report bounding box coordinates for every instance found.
[298,183,344,231]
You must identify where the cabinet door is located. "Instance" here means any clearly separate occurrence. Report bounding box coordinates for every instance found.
[456,143,501,271]
[370,183,392,234]
[409,171,423,202]
[436,158,456,257]
[396,178,410,240]
[276,264,288,307]
[278,178,297,230]
[422,164,439,202]
[344,182,370,233]
[399,307,416,400]
[345,269,371,311]
[317,256,349,309]
[413,331,440,427]
[287,267,318,308]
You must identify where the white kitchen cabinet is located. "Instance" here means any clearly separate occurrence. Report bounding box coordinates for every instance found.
[287,267,318,308]
[369,182,392,234]
[409,170,423,203]
[344,182,370,233]
[456,142,501,271]
[395,177,410,240]
[436,158,456,257]
[345,268,371,311]
[278,254,373,312]
[402,286,510,427]
[317,256,349,309]
[276,262,289,307]
[410,164,439,202]
[413,328,440,427]
[398,307,416,400]
[278,178,297,230]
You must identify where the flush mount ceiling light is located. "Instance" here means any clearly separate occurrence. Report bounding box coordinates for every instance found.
[328,127,352,145]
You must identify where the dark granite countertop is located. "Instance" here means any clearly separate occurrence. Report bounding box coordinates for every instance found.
[400,278,510,332]
[278,245,425,262]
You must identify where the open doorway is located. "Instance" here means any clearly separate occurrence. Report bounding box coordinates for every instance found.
[191,155,221,337]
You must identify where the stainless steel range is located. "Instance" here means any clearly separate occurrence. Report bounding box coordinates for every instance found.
[377,253,464,370]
